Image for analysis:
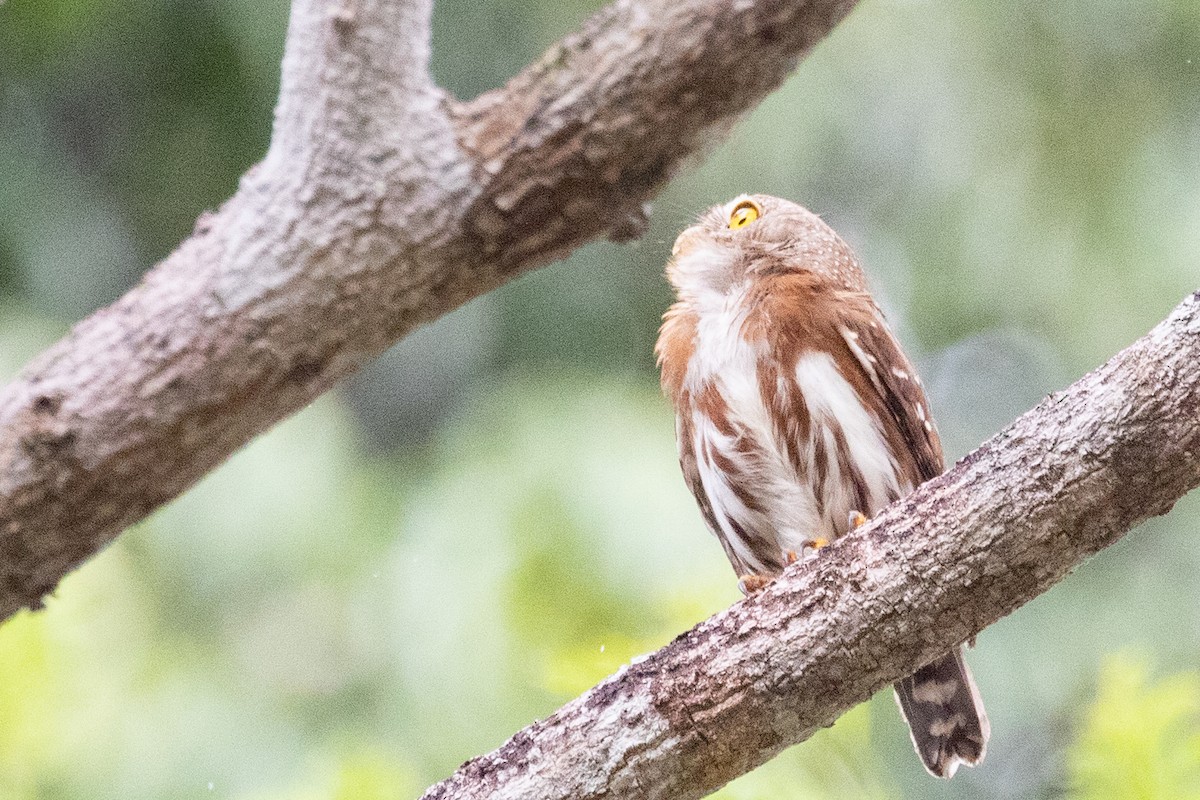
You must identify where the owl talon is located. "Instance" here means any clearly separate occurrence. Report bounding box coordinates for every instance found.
[737,574,774,595]
[848,511,868,530]
[804,537,829,555]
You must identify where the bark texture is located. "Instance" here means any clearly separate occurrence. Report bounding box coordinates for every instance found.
[420,293,1200,800]
[0,0,859,618]
[6,0,1200,795]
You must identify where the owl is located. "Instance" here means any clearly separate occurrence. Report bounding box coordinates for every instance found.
[655,194,989,778]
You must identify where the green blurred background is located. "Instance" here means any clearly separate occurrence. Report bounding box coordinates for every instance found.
[2,0,1200,797]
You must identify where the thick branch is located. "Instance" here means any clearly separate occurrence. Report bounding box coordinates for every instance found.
[0,0,859,617]
[420,293,1200,799]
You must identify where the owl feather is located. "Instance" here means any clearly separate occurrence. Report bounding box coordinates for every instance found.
[656,194,989,778]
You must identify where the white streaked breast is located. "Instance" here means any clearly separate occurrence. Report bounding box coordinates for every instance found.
[795,351,904,514]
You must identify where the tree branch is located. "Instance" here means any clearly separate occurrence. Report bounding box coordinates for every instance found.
[0,0,859,618]
[420,292,1200,800]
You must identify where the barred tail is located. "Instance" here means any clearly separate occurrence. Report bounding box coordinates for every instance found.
[894,646,990,778]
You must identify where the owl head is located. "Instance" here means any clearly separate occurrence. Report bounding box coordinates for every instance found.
[666,194,868,307]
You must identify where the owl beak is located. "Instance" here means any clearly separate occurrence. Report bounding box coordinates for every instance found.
[671,225,705,259]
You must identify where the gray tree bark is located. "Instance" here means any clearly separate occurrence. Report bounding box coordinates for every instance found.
[421,292,1200,799]
[0,0,858,616]
[3,1,1200,798]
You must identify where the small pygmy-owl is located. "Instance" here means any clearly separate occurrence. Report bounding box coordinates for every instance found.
[655,194,989,778]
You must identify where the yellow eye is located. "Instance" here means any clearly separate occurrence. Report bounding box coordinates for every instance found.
[728,200,761,229]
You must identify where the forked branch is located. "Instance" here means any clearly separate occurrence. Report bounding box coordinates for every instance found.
[5,1,1199,795]
[0,0,859,617]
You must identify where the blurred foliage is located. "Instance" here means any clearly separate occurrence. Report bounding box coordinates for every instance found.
[1069,654,1200,800]
[1,0,1200,797]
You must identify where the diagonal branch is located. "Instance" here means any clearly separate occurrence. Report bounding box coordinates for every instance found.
[420,293,1200,800]
[0,0,860,618]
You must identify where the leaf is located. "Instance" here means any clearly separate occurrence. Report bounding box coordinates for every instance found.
[1068,652,1200,800]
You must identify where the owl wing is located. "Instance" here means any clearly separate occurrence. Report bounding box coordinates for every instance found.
[835,299,945,487]
[837,302,990,775]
